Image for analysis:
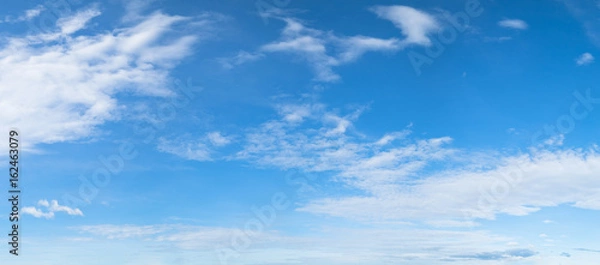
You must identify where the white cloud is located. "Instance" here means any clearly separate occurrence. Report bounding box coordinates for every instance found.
[252,6,445,82]
[22,199,83,219]
[73,223,534,264]
[157,137,213,161]
[122,0,157,22]
[207,131,232,146]
[22,5,45,21]
[0,8,219,149]
[543,134,565,146]
[56,7,101,35]
[297,146,600,222]
[74,224,266,249]
[22,207,55,219]
[562,0,600,47]
[498,19,529,30]
[370,5,441,46]
[425,220,481,228]
[484,36,513,42]
[76,224,174,240]
[374,131,411,146]
[257,15,406,82]
[244,6,445,82]
[335,35,401,62]
[2,5,45,23]
[236,101,454,181]
[276,103,323,123]
[260,18,341,82]
[158,131,233,161]
[218,51,264,69]
[225,99,600,226]
[576,52,595,65]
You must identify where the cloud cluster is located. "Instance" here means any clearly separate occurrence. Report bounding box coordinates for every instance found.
[222,5,443,82]
[0,6,221,149]
[222,100,600,226]
[159,95,600,226]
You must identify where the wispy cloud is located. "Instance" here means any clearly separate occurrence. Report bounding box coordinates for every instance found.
[207,131,232,146]
[484,36,513,42]
[220,99,600,225]
[72,223,528,263]
[561,0,600,47]
[157,131,232,161]
[0,8,222,148]
[158,137,213,161]
[259,17,345,82]
[576,52,595,65]
[574,248,600,253]
[450,248,537,260]
[2,5,45,23]
[248,6,441,82]
[498,19,528,30]
[56,6,101,35]
[218,51,264,69]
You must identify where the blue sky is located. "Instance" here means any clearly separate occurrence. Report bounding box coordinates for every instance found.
[1,0,600,264]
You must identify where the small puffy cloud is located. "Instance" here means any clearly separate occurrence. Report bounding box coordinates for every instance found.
[22,207,54,219]
[18,5,46,21]
[576,52,595,66]
[498,19,528,30]
[370,5,440,46]
[207,132,231,146]
[22,199,83,219]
